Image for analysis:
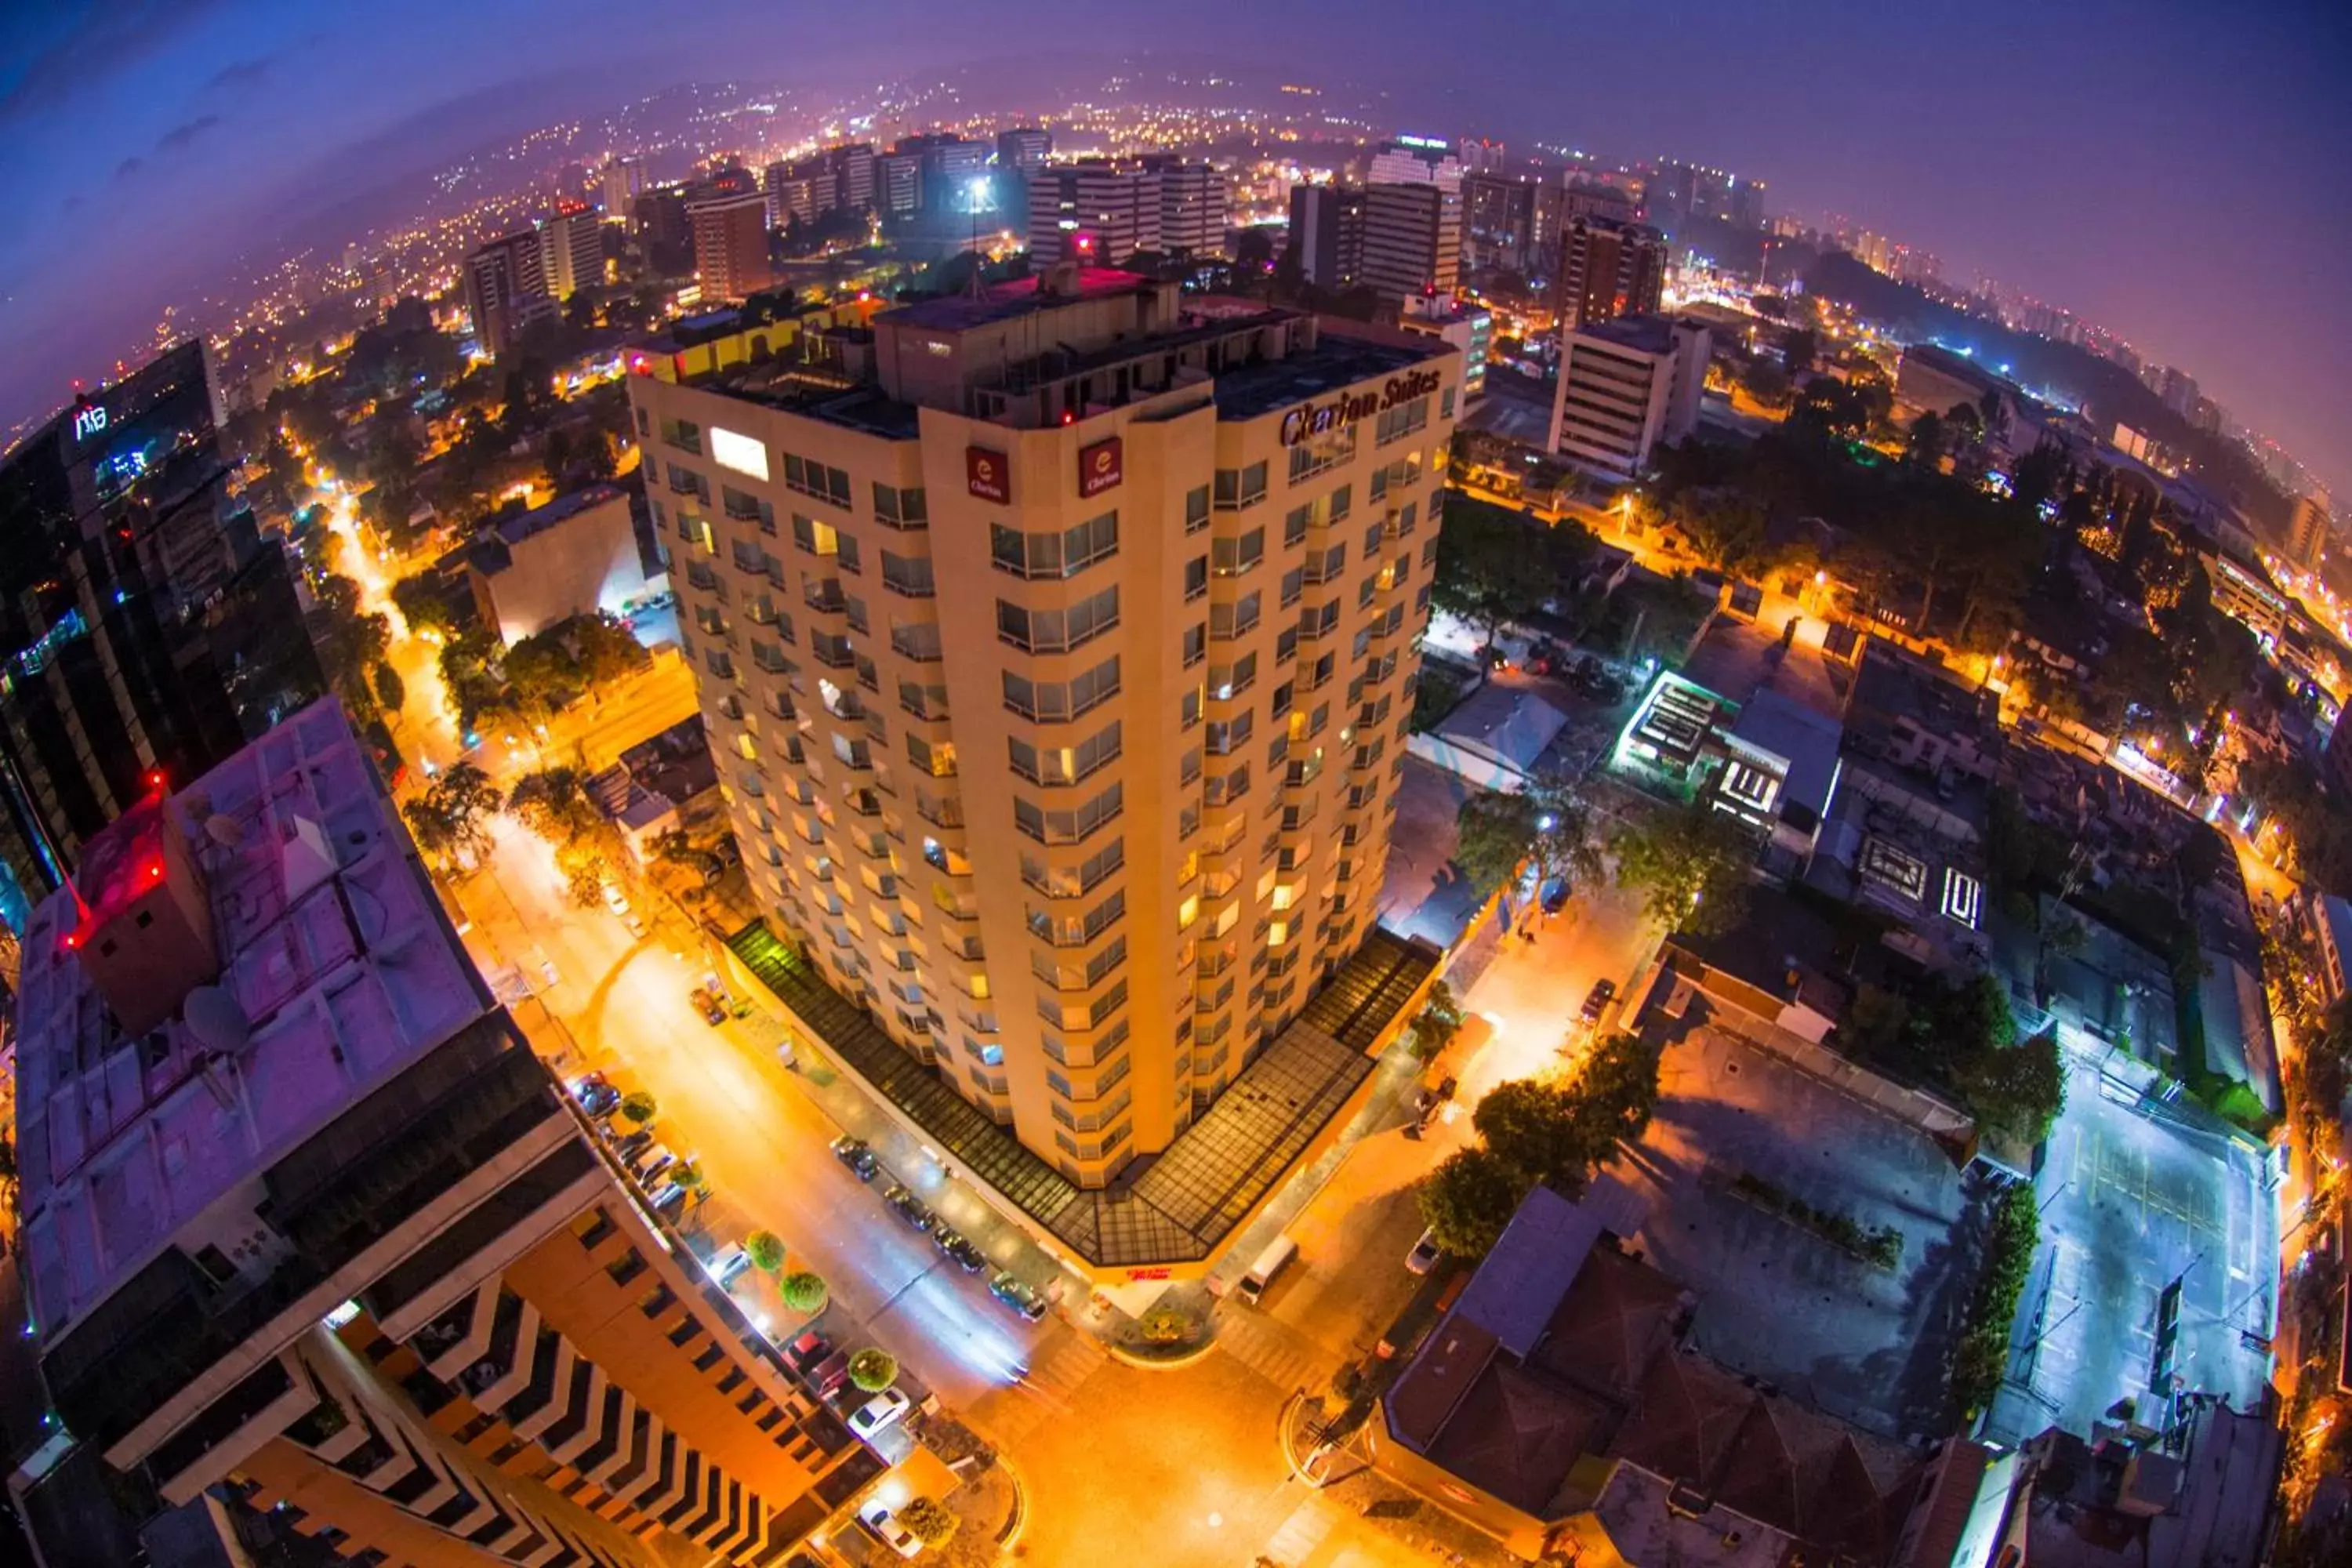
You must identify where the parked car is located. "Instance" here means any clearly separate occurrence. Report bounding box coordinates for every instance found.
[989,1272,1048,1321]
[848,1388,913,1439]
[601,882,631,919]
[1406,1228,1443,1276]
[830,1136,881,1181]
[1539,877,1570,916]
[857,1501,923,1559]
[934,1228,985,1273]
[810,1349,851,1399]
[570,1073,619,1119]
[883,1184,936,1232]
[614,1127,655,1162]
[706,1244,753,1289]
[785,1330,833,1374]
[1579,978,1617,1025]
[688,986,727,1026]
[630,1143,676,1184]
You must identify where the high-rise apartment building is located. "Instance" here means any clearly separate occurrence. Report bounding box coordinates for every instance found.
[687,187,774,304]
[0,341,322,921]
[1461,173,1557,274]
[1285,183,1367,290]
[763,159,833,229]
[630,184,689,249]
[1026,161,1163,266]
[536,201,604,300]
[599,158,643,220]
[1139,157,1227,257]
[11,700,873,1565]
[1367,136,1465,191]
[875,153,924,216]
[465,230,552,353]
[829,143,877,212]
[996,128,1052,172]
[895,134,991,212]
[1558,216,1666,330]
[1548,314,1711,482]
[2286,493,2333,573]
[1361,183,1458,306]
[624,266,1460,1200]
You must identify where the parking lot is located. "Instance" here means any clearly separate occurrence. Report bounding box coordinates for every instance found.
[1609,1018,1987,1439]
[1991,1055,2277,1442]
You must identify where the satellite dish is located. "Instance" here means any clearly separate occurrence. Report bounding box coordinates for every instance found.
[183,985,252,1054]
[205,814,245,848]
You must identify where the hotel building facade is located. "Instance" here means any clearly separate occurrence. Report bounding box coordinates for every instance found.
[623,268,1460,1201]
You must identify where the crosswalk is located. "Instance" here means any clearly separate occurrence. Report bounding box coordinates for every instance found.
[1211,1307,1333,1393]
[1263,1501,1337,1566]
[986,1330,1109,1440]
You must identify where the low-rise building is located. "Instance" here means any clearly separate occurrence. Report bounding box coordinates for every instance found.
[468,485,655,644]
[1374,1184,1999,1564]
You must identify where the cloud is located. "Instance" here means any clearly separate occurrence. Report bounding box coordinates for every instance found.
[114,156,142,182]
[203,55,271,92]
[0,0,227,122]
[154,114,220,154]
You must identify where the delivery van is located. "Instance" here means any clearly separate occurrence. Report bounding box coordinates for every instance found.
[1234,1235,1298,1307]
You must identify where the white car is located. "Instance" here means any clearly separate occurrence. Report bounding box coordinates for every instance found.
[1406,1228,1443,1276]
[601,882,631,917]
[858,1499,923,1558]
[848,1387,913,1439]
[706,1244,753,1288]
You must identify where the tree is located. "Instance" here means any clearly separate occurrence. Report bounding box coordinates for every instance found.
[1958,1025,2067,1146]
[1781,327,1818,376]
[372,662,407,713]
[1613,801,1755,935]
[1737,357,1793,412]
[577,426,619,482]
[1905,409,1947,469]
[1675,488,1773,576]
[1409,981,1465,1059]
[1431,494,1548,643]
[404,760,503,867]
[1450,773,1604,902]
[390,572,459,637]
[670,1159,707,1193]
[847,1348,899,1393]
[780,1271,829,1313]
[1575,1032,1664,1148]
[1417,1147,1529,1259]
[746,1230,786,1272]
[618,1091,657,1126]
[898,1497,958,1548]
[1474,1080,1606,1191]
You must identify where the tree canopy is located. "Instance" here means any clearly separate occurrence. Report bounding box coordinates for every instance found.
[1451,772,1605,901]
[1417,1146,1526,1258]
[1613,800,1755,935]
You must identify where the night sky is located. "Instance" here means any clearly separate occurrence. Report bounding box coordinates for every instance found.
[2,0,2347,492]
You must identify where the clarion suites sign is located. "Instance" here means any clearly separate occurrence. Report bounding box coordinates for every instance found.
[1278,368,1443,448]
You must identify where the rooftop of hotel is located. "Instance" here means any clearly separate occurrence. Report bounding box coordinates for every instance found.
[13,701,492,1340]
[472,483,630,575]
[1211,328,1450,422]
[882,266,1158,332]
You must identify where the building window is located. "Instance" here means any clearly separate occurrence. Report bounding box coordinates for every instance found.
[989,511,1119,579]
[1014,786,1124,848]
[996,586,1120,653]
[1185,485,1212,534]
[873,482,930,529]
[1213,461,1268,511]
[1210,591,1261,641]
[1004,656,1121,722]
[1210,527,1264,578]
[783,452,852,506]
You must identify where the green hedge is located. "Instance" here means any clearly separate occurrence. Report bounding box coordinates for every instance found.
[1953,1186,2039,1417]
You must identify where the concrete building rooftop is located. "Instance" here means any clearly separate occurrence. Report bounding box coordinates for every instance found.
[1210,331,1450,423]
[13,700,491,1340]
[472,483,628,575]
[882,267,1154,332]
[1570,314,1687,355]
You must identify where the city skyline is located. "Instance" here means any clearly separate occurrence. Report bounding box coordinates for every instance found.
[0,2,2347,494]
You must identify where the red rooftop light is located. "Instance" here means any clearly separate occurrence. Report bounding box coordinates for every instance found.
[144,768,165,792]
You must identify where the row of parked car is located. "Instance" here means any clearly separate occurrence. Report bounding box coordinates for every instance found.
[830,1137,1049,1322]
[571,1072,702,1222]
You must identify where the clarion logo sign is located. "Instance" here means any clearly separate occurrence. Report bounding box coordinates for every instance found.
[71,405,108,443]
[1077,435,1123,498]
[967,445,1010,503]
[1278,368,1442,447]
